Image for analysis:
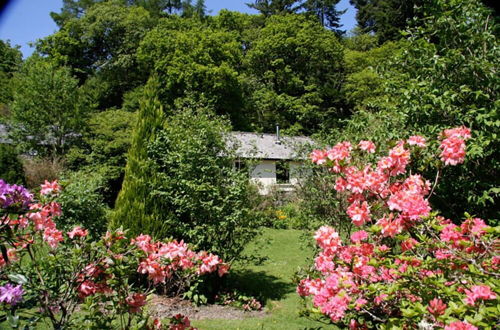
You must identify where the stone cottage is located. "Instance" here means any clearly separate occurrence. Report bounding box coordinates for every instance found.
[228,130,315,195]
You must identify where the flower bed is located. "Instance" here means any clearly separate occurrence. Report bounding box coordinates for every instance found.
[0,180,227,329]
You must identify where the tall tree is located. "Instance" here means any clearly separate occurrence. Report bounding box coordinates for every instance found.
[0,40,22,117]
[244,14,344,133]
[349,0,423,42]
[137,18,247,129]
[246,0,302,16]
[40,1,157,109]
[301,0,344,31]
[50,0,103,27]
[9,56,93,157]
[193,0,206,18]
[110,76,167,237]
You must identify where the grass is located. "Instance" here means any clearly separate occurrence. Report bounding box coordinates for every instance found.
[192,228,328,330]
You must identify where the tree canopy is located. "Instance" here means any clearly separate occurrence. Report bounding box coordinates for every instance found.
[9,56,93,157]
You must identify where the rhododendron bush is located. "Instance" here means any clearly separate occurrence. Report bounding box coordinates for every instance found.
[0,180,226,329]
[298,128,499,329]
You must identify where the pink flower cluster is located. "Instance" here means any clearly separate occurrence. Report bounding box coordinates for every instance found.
[40,180,61,196]
[445,321,478,330]
[4,181,92,249]
[13,181,66,249]
[168,314,197,330]
[464,285,496,306]
[300,128,498,328]
[310,128,471,231]
[133,235,229,285]
[439,126,471,166]
[77,262,112,298]
[300,219,497,326]
[312,136,437,230]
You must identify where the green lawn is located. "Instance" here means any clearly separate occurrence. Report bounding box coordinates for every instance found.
[192,228,329,330]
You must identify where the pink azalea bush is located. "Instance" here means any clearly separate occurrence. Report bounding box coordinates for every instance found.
[0,181,226,329]
[298,127,499,329]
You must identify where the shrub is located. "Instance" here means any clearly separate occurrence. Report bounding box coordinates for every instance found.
[144,108,262,262]
[22,156,65,189]
[113,77,262,262]
[55,169,109,237]
[0,180,226,329]
[0,144,24,185]
[297,128,499,328]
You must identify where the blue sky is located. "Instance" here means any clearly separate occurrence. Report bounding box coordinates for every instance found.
[0,0,357,58]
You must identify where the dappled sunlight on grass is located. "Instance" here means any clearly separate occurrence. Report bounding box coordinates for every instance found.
[192,228,328,329]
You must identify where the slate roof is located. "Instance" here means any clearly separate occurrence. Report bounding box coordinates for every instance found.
[228,132,315,160]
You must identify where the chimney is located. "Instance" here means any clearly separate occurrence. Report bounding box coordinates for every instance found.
[275,124,281,144]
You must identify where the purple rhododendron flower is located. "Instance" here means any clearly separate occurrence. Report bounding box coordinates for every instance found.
[0,179,32,209]
[0,283,24,305]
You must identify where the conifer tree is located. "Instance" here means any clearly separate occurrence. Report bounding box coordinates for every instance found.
[110,76,169,238]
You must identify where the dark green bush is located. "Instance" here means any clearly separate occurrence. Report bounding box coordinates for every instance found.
[0,144,25,185]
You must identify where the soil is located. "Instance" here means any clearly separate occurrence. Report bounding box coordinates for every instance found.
[148,295,267,321]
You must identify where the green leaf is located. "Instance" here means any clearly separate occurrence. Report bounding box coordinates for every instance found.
[8,274,28,285]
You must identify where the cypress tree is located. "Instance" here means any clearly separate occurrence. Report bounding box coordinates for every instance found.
[110,76,169,238]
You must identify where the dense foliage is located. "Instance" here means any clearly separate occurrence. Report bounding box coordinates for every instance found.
[322,0,499,222]
[145,109,262,261]
[0,145,24,185]
[9,56,93,157]
[0,0,498,327]
[0,40,22,116]
[0,180,225,329]
[113,84,262,261]
[298,128,499,328]
[55,170,109,236]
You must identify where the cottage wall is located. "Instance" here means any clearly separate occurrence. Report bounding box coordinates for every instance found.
[248,160,309,195]
[249,160,276,195]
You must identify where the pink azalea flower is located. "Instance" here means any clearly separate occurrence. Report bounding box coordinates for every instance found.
[440,136,466,166]
[401,238,419,252]
[374,293,388,305]
[334,177,348,192]
[427,298,447,316]
[310,149,327,165]
[376,214,403,238]
[68,226,89,239]
[132,234,154,253]
[440,224,463,245]
[347,201,371,226]
[407,135,426,147]
[314,226,342,255]
[358,140,376,153]
[354,298,368,310]
[387,141,410,176]
[464,285,497,306]
[40,180,61,196]
[43,227,64,248]
[350,230,368,243]
[443,126,471,140]
[444,321,478,330]
[460,218,488,236]
[327,142,352,161]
